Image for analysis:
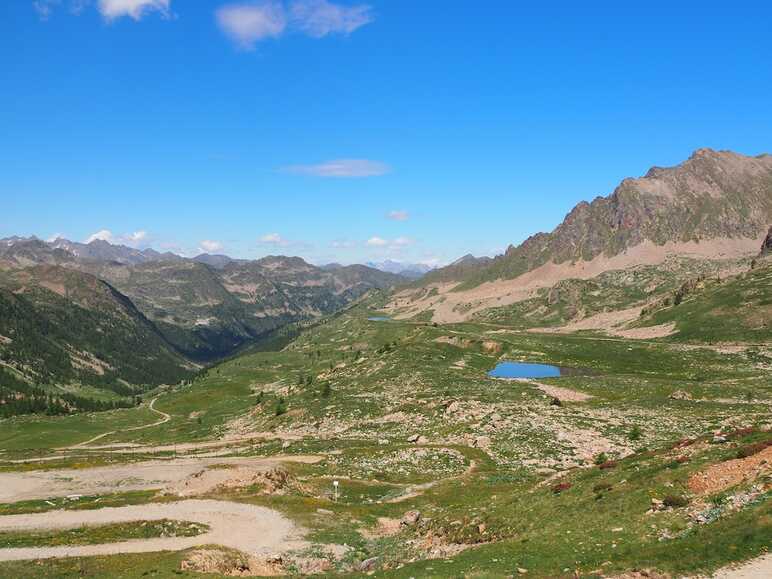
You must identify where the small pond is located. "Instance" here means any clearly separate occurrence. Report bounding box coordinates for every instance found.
[488,361,585,379]
[367,316,391,322]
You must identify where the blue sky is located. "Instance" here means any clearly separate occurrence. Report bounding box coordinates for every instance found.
[2,1,772,265]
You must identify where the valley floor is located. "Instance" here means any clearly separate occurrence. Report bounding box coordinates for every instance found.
[0,302,769,577]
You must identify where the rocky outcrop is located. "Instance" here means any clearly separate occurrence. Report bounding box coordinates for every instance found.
[761,226,772,256]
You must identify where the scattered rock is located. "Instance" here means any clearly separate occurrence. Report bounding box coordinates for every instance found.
[650,498,665,512]
[180,549,274,576]
[292,557,332,575]
[669,390,693,401]
[400,510,421,527]
[358,557,379,572]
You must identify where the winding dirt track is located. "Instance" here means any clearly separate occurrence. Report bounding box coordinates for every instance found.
[66,397,171,449]
[0,499,304,562]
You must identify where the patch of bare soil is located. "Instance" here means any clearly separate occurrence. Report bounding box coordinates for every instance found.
[383,236,763,323]
[527,380,593,402]
[0,500,305,562]
[361,517,402,539]
[181,548,279,577]
[0,456,322,503]
[710,553,772,579]
[528,307,642,334]
[168,466,307,498]
[611,322,677,339]
[687,445,772,496]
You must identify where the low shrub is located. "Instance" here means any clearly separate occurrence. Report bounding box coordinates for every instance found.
[735,440,772,459]
[552,482,572,494]
[663,494,688,508]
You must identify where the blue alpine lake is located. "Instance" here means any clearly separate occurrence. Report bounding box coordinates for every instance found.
[488,361,566,379]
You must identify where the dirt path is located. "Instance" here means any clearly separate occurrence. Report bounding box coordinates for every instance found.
[0,499,304,561]
[66,397,171,449]
[711,553,772,578]
[0,455,322,503]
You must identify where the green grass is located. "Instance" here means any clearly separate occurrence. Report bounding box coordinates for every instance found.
[0,519,207,549]
[0,297,769,577]
[637,261,772,342]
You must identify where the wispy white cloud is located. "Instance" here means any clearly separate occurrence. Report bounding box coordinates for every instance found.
[258,232,291,247]
[215,1,286,49]
[282,159,389,178]
[387,210,409,221]
[199,239,224,253]
[330,239,356,249]
[33,0,61,20]
[85,229,114,243]
[98,0,170,20]
[216,0,373,48]
[365,235,415,254]
[126,230,147,243]
[366,236,387,247]
[289,0,373,38]
[85,229,151,247]
[34,0,169,21]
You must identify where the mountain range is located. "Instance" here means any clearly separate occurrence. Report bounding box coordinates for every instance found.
[0,238,405,405]
[2,147,771,413]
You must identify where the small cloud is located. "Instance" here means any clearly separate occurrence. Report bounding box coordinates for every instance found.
[290,0,373,38]
[216,0,373,48]
[259,232,291,247]
[366,236,387,247]
[33,0,61,20]
[392,236,413,247]
[330,239,355,249]
[85,229,114,243]
[199,239,224,253]
[387,210,409,221]
[216,1,287,49]
[126,230,147,243]
[85,229,151,247]
[282,159,390,178]
[98,0,170,21]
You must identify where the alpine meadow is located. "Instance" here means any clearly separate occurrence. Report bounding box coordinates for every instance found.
[1,2,771,578]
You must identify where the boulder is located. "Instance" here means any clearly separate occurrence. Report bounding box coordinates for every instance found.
[400,510,421,526]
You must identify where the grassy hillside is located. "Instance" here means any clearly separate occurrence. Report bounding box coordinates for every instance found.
[0,298,768,576]
[635,259,772,342]
[0,266,193,415]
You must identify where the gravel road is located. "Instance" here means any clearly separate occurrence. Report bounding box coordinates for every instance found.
[0,499,304,561]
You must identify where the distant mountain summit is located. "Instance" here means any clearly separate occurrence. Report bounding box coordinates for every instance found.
[49,238,182,265]
[426,148,772,287]
[388,148,772,322]
[366,259,435,280]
